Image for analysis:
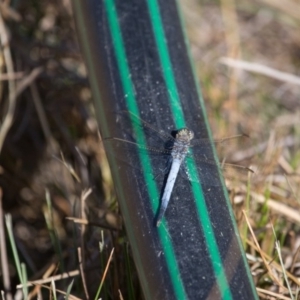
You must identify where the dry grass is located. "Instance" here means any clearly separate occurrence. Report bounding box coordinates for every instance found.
[0,0,299,299]
[0,1,128,299]
[183,0,300,298]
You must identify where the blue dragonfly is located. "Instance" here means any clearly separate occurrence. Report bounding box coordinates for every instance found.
[105,111,252,226]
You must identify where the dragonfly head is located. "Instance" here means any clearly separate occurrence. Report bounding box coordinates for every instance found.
[176,128,194,143]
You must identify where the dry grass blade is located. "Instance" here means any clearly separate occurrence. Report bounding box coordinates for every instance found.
[250,191,300,224]
[66,217,119,231]
[78,247,89,300]
[0,71,24,80]
[271,225,294,299]
[0,10,16,154]
[290,246,300,275]
[0,63,42,152]
[284,174,299,204]
[257,287,293,300]
[118,289,124,300]
[39,284,82,300]
[0,47,42,153]
[78,188,92,299]
[0,2,22,21]
[27,263,58,300]
[17,270,80,288]
[243,210,287,289]
[0,188,12,300]
[95,248,115,299]
[246,238,300,286]
[220,57,300,86]
[52,152,81,183]
[66,217,89,225]
[100,247,115,289]
[15,67,43,97]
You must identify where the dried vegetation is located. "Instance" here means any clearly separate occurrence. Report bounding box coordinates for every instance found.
[0,0,299,299]
[184,0,300,298]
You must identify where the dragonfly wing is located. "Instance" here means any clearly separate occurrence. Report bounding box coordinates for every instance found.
[104,136,168,164]
[183,156,222,187]
[191,134,249,147]
[114,111,175,147]
[103,111,176,179]
[183,149,251,187]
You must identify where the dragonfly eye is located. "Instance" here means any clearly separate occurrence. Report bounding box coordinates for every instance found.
[188,130,194,140]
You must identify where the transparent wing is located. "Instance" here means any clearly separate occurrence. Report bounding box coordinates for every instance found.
[186,134,252,186]
[103,111,174,177]
[183,146,253,187]
[113,111,175,147]
[103,138,173,179]
[190,134,248,147]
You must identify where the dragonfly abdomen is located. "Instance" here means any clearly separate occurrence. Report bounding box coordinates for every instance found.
[156,158,182,226]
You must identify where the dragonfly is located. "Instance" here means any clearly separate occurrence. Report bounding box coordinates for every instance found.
[105,111,252,227]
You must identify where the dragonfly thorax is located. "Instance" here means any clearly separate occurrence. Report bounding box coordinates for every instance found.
[171,128,194,161]
[175,128,194,143]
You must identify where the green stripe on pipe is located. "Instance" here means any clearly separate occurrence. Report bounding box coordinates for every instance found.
[146,0,233,299]
[175,2,257,297]
[104,0,187,299]
[145,1,186,128]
